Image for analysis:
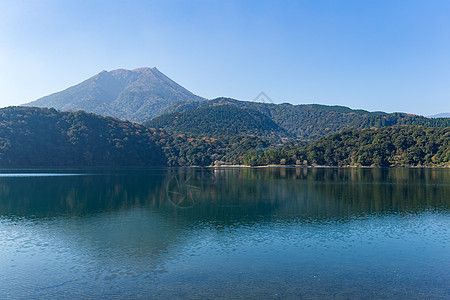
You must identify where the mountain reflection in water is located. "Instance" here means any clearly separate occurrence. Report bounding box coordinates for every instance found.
[0,168,448,299]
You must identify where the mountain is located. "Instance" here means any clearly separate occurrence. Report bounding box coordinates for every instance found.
[428,113,450,118]
[157,98,450,140]
[24,67,205,122]
[0,106,166,167]
[145,104,290,138]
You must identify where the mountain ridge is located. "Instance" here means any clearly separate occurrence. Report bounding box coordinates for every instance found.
[22,67,450,141]
[149,98,450,141]
[0,105,448,167]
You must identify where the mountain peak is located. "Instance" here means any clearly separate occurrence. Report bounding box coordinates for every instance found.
[131,67,158,72]
[24,68,205,122]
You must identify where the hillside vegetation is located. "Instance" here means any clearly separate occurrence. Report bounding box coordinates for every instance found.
[151,131,269,166]
[162,98,450,140]
[0,107,448,168]
[145,104,290,138]
[0,107,166,167]
[242,126,450,167]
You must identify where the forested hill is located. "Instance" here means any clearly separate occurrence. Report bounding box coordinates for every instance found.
[144,104,290,138]
[161,98,450,140]
[242,126,450,167]
[1,107,448,168]
[0,107,166,167]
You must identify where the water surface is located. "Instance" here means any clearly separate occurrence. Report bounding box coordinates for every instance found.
[0,168,449,299]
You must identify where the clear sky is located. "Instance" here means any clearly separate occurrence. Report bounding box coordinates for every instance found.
[0,0,449,116]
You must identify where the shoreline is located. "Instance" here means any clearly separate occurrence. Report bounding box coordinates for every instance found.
[207,164,450,169]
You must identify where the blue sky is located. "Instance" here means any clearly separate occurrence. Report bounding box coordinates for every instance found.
[0,0,449,115]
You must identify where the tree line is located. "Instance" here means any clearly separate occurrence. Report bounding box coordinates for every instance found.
[0,107,448,168]
[242,126,450,167]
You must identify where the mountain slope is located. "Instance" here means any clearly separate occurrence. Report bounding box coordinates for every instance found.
[160,98,450,140]
[145,104,290,138]
[0,106,166,167]
[24,68,204,122]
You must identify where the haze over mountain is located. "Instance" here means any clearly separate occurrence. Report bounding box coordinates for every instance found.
[428,113,450,118]
[24,67,205,122]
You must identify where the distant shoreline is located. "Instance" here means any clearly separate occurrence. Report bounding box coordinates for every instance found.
[206,164,450,169]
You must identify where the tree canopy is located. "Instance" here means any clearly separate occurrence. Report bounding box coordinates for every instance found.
[0,107,166,167]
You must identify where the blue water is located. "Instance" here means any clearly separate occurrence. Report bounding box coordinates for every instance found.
[0,168,448,299]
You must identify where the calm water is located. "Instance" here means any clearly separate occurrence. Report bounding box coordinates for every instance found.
[0,168,449,299]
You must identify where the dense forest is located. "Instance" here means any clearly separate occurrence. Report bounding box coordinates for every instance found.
[149,130,270,166]
[146,104,289,138]
[242,126,450,167]
[0,106,272,167]
[161,98,450,140]
[0,107,448,168]
[0,107,165,167]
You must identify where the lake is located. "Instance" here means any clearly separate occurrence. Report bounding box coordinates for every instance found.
[0,168,448,299]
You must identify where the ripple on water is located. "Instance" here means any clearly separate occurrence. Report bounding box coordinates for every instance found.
[0,168,449,299]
